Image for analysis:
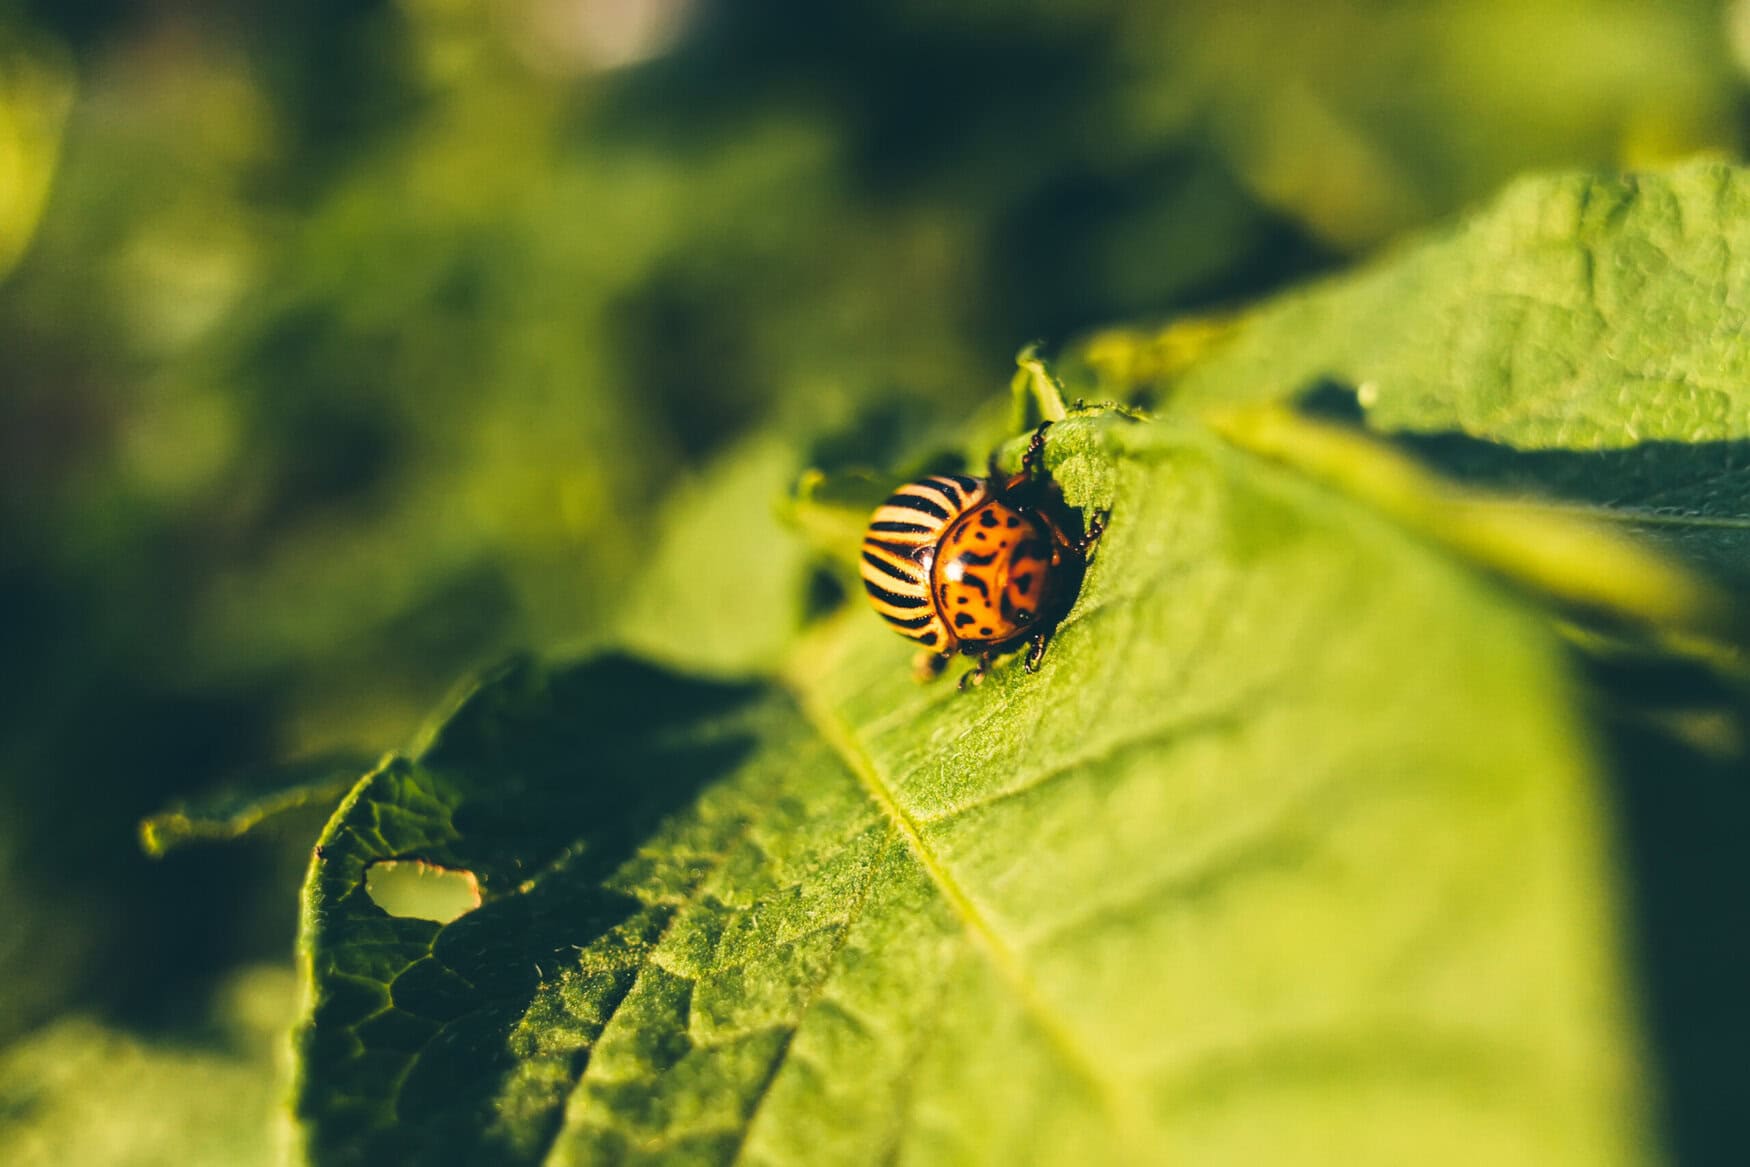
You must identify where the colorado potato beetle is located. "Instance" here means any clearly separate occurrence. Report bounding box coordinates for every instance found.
[860,423,1107,688]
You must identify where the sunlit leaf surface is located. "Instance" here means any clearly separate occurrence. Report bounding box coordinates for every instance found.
[1080,161,1750,589]
[296,413,1650,1165]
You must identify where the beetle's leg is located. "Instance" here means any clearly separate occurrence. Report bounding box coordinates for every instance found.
[992,421,1054,485]
[1076,508,1110,557]
[1028,504,1078,565]
[1023,632,1052,673]
[957,651,994,692]
[1021,421,1052,481]
[913,649,952,683]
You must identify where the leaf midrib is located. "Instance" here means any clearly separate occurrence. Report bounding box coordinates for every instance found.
[780,657,1144,1143]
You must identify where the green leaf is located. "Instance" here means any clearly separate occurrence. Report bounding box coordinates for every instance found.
[613,434,814,676]
[0,966,293,1167]
[295,415,1647,1165]
[1076,161,1750,591]
[140,753,369,858]
[1201,404,1732,639]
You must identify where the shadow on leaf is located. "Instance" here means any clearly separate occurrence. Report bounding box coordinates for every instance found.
[1297,378,1750,592]
[298,654,765,1166]
[1579,647,1750,1167]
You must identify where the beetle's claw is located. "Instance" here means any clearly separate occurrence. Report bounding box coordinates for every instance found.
[1023,633,1050,673]
[958,653,994,691]
[1077,508,1111,556]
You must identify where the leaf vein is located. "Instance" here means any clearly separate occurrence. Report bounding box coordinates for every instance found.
[727,824,896,1165]
[780,676,1144,1140]
[536,805,767,1165]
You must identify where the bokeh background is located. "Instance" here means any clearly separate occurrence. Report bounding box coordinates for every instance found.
[2,0,1748,1155]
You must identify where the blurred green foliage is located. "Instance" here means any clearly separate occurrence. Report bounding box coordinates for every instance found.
[0,965,292,1166]
[0,0,1746,1160]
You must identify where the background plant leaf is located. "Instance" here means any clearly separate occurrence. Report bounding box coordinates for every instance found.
[1073,161,1750,591]
[140,752,370,859]
[612,434,815,676]
[296,415,1650,1165]
[0,966,292,1167]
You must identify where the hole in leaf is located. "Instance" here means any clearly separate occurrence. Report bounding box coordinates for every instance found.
[364,860,482,924]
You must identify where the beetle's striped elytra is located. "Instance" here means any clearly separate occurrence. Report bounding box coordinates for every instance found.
[858,474,987,651]
[859,425,1107,688]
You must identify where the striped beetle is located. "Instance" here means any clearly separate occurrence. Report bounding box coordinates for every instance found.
[859,423,1107,688]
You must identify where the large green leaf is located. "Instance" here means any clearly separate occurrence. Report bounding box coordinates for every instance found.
[294,415,1647,1165]
[1075,161,1750,589]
